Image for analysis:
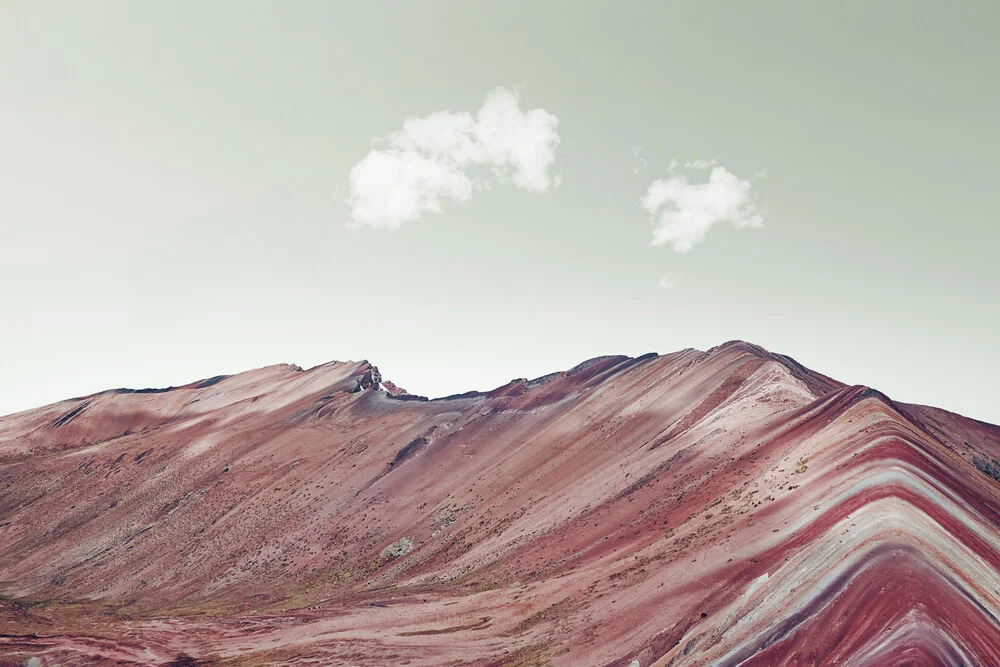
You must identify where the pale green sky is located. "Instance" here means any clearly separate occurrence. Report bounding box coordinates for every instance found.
[2,1,998,423]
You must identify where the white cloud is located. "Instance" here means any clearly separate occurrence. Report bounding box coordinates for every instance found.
[641,165,763,252]
[632,146,648,174]
[684,158,717,170]
[657,275,677,291]
[347,87,560,230]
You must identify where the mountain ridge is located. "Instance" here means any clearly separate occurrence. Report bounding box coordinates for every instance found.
[1,341,1000,665]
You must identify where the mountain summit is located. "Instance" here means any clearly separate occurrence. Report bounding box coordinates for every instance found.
[2,342,999,665]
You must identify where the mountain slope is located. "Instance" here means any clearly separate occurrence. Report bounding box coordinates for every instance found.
[1,342,999,666]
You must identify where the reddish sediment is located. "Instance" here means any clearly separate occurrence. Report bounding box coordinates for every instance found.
[1,342,999,665]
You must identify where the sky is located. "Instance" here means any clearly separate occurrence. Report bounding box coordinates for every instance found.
[2,1,999,423]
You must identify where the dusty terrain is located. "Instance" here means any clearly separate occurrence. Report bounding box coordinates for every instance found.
[2,341,1000,665]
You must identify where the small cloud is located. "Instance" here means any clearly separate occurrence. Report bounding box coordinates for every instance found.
[632,146,648,174]
[347,87,560,230]
[684,158,717,170]
[657,265,681,291]
[641,165,763,252]
[668,158,679,172]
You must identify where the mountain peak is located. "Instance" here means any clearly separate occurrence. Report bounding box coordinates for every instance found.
[1,343,998,664]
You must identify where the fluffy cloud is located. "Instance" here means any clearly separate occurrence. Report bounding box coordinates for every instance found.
[347,87,560,230]
[641,165,763,252]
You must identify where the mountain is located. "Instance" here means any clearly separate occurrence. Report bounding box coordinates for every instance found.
[2,341,1000,666]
